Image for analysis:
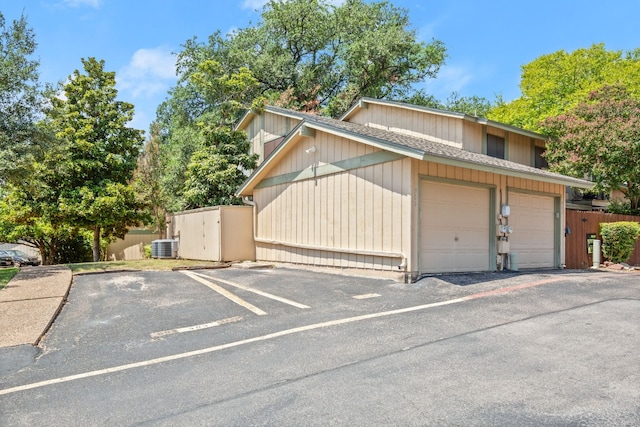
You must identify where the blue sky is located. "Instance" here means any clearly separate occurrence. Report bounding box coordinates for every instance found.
[3,0,640,134]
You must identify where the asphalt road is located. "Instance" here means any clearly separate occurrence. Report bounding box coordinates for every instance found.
[1,267,639,426]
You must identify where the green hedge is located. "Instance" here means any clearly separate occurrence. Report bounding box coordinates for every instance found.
[600,221,640,263]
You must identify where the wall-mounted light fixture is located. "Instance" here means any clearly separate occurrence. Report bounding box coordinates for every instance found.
[305,146,317,154]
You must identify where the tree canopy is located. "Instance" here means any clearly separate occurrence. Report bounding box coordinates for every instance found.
[541,85,640,212]
[156,0,447,211]
[225,0,446,116]
[489,43,640,132]
[46,58,146,261]
[0,12,43,183]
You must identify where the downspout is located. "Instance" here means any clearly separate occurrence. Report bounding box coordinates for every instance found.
[243,197,407,271]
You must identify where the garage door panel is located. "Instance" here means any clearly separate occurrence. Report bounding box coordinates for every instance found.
[508,192,555,269]
[421,181,490,273]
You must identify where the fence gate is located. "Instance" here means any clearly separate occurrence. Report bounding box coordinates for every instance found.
[565,210,640,269]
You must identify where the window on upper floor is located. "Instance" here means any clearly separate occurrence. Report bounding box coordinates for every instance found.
[486,134,505,159]
[534,145,548,169]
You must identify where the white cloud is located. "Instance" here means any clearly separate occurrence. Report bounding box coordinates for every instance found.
[241,0,268,10]
[117,47,177,99]
[422,64,474,99]
[62,0,101,7]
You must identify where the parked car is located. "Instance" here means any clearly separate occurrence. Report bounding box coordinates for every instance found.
[0,249,41,266]
[0,251,13,267]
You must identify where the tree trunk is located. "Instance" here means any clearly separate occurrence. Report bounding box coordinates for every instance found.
[92,226,101,262]
[38,242,51,266]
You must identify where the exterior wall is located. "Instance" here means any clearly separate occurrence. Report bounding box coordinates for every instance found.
[170,206,255,262]
[346,104,547,167]
[463,121,482,153]
[247,112,301,164]
[508,133,533,165]
[416,161,566,270]
[106,229,160,260]
[253,130,413,272]
[345,103,465,149]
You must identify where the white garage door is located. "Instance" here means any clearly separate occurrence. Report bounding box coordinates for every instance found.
[420,181,490,273]
[508,192,556,269]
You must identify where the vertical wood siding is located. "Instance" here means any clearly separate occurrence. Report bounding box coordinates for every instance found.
[508,132,532,165]
[253,131,412,271]
[248,112,301,163]
[346,105,548,166]
[346,104,464,149]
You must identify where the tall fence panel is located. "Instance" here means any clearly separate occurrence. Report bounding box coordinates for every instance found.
[565,210,640,269]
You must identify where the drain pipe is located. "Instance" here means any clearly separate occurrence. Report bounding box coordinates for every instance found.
[242,197,407,271]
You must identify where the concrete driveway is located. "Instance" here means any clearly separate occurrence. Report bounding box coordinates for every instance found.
[1,266,639,426]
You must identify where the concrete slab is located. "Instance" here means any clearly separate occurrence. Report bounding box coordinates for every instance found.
[0,266,72,348]
[0,298,64,347]
[0,266,71,302]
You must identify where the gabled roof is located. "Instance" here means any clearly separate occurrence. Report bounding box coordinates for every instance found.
[235,106,306,131]
[236,105,592,196]
[340,97,549,141]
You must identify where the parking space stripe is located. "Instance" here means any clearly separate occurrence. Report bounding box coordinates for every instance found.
[0,275,564,396]
[353,293,381,300]
[181,271,267,316]
[191,272,310,309]
[150,316,243,339]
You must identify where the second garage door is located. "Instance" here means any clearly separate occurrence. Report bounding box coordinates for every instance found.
[508,192,556,269]
[420,181,490,273]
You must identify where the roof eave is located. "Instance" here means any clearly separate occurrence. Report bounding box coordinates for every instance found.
[236,121,308,196]
[422,153,593,189]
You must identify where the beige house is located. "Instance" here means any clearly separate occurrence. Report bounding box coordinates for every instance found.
[236,98,592,281]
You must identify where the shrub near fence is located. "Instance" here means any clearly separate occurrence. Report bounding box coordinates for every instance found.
[600,221,640,264]
[565,210,640,269]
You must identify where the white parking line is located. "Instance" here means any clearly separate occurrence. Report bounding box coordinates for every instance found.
[0,277,564,397]
[191,272,310,309]
[0,297,467,397]
[151,316,243,339]
[353,293,381,300]
[181,271,267,316]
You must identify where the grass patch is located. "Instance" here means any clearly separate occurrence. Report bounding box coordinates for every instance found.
[67,259,229,275]
[0,267,19,290]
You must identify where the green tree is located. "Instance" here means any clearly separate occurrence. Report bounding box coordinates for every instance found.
[403,90,493,117]
[0,12,43,182]
[183,127,258,208]
[157,0,446,211]
[180,60,260,209]
[0,185,81,265]
[133,122,167,237]
[541,85,640,212]
[47,58,145,261]
[229,0,446,116]
[0,120,91,265]
[489,44,640,132]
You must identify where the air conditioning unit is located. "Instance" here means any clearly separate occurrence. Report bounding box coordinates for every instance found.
[151,239,178,259]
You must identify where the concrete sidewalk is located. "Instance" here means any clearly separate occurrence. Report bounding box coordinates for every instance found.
[0,266,72,348]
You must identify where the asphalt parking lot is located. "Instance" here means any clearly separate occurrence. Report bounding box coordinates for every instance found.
[1,266,639,426]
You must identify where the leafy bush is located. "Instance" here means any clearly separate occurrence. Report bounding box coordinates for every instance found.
[600,221,640,263]
[606,199,638,215]
[143,244,152,259]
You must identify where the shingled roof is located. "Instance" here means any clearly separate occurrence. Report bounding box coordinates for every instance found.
[237,105,593,195]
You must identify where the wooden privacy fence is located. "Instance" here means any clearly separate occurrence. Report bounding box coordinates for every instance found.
[565,210,640,269]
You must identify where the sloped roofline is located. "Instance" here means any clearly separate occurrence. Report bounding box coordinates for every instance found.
[235,106,308,131]
[340,97,549,141]
[236,108,592,196]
